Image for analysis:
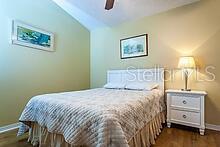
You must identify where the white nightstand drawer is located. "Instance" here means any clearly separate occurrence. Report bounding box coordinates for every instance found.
[166,90,207,135]
[171,95,200,110]
[171,109,200,125]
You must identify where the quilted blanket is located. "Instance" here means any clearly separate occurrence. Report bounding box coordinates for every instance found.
[18,88,164,147]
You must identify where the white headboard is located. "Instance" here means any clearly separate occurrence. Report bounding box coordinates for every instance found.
[107,68,164,91]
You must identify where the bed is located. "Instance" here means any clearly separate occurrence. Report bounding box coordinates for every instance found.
[18,68,165,147]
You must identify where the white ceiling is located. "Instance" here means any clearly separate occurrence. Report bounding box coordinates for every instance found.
[52,0,200,30]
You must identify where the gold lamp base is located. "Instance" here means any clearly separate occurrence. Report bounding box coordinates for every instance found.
[181,69,192,92]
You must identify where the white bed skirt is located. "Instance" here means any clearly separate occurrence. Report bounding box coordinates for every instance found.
[27,111,165,147]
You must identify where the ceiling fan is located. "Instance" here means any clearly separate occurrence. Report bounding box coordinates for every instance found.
[105,0,115,10]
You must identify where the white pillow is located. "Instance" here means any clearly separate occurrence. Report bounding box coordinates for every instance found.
[125,83,159,91]
[104,83,126,89]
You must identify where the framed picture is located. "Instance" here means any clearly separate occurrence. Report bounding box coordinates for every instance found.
[120,34,148,59]
[11,20,54,52]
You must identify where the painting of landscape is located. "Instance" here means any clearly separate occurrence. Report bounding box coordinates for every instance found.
[123,42,144,55]
[17,26,51,47]
[120,34,148,59]
[12,20,54,51]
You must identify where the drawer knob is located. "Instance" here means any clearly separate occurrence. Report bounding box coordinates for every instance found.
[183,100,187,104]
[183,115,187,119]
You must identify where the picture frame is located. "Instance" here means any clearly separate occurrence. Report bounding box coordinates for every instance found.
[120,34,148,59]
[11,20,54,52]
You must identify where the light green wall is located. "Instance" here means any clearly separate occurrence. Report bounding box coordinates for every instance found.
[0,0,90,126]
[91,0,220,125]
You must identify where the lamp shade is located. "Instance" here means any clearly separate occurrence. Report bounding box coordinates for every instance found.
[178,56,196,69]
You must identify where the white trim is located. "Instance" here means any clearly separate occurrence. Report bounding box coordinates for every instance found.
[0,123,20,134]
[206,123,220,131]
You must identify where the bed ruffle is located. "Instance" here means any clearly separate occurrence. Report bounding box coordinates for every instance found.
[27,112,165,147]
[128,112,165,147]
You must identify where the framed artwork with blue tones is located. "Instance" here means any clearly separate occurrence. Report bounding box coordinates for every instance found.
[120,34,148,59]
[11,20,54,52]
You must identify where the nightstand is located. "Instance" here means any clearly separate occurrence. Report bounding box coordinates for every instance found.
[166,89,207,135]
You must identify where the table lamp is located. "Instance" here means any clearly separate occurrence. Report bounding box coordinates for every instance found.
[178,56,196,91]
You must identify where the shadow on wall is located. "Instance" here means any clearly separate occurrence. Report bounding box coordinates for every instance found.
[168,28,220,124]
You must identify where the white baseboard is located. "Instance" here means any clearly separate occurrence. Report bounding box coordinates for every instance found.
[206,123,220,131]
[0,123,20,134]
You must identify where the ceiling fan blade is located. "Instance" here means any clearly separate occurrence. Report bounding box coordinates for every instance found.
[105,0,115,10]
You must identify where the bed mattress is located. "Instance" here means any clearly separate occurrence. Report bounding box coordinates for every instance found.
[18,88,165,147]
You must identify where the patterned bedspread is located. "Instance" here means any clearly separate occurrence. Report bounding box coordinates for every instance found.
[18,88,164,147]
